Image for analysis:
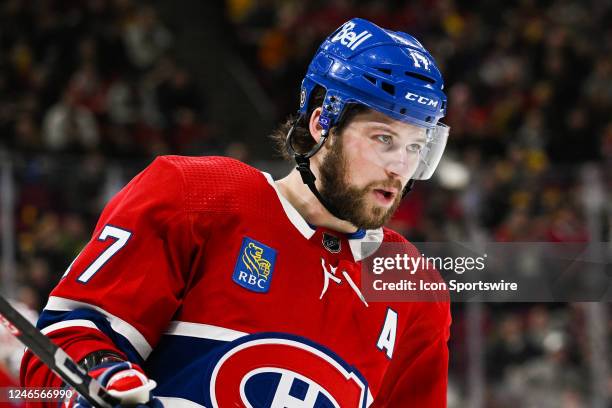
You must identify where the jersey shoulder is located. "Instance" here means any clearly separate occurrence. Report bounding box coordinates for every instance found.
[380,227,424,271]
[381,227,414,246]
[161,155,259,178]
[160,155,261,186]
[159,155,268,213]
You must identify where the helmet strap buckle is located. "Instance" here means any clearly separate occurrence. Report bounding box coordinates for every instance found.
[295,155,317,185]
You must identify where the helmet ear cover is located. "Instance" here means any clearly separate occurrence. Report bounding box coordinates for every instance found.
[288,90,369,160]
[285,114,328,161]
[284,102,358,182]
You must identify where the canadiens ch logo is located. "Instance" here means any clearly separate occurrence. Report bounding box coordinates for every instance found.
[206,333,371,408]
[322,233,341,254]
[233,237,277,293]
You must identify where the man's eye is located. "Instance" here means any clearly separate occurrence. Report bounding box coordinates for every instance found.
[377,135,392,145]
[408,143,423,152]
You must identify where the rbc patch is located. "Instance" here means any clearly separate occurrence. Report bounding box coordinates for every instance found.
[233,237,277,293]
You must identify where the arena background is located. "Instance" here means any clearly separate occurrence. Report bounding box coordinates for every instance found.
[0,1,610,406]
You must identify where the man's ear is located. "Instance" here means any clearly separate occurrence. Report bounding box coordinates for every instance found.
[308,107,324,143]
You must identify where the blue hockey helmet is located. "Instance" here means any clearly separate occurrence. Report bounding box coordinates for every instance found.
[297,18,449,180]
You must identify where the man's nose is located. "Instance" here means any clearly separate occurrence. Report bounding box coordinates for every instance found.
[384,150,417,180]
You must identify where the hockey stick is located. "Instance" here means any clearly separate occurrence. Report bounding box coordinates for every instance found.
[0,295,119,408]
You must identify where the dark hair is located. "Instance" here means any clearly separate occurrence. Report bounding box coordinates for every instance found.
[270,86,369,160]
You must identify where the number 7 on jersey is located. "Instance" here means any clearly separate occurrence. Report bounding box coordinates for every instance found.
[63,225,132,284]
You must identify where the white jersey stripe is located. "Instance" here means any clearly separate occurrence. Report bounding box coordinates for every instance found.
[40,319,99,335]
[44,296,153,359]
[165,321,248,342]
[261,172,316,239]
[348,228,384,261]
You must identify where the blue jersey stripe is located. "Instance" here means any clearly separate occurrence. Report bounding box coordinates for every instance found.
[37,308,143,365]
[145,334,227,403]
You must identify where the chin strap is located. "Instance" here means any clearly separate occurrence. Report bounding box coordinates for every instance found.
[286,116,348,221]
[293,154,342,216]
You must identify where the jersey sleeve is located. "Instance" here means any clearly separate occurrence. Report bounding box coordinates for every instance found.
[373,300,451,407]
[20,156,196,399]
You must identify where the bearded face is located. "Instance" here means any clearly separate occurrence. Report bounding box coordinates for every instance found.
[318,131,404,230]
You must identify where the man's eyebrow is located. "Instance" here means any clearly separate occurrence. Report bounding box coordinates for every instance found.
[368,124,399,136]
[368,124,428,143]
[414,135,428,144]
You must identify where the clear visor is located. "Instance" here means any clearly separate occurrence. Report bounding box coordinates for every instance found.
[358,122,450,183]
[413,123,450,180]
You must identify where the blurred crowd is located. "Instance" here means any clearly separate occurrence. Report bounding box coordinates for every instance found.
[449,303,612,407]
[0,0,215,159]
[1,0,611,406]
[0,0,215,384]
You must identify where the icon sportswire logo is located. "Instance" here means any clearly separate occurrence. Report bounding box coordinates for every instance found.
[331,21,372,51]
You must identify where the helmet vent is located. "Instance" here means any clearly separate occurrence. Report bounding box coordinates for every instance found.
[376,67,392,75]
[381,82,395,95]
[364,74,377,85]
[405,71,435,84]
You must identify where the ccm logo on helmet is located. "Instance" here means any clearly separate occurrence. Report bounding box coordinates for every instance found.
[405,92,439,108]
[331,21,373,51]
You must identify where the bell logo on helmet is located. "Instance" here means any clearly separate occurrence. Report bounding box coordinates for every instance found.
[405,92,439,108]
[331,21,372,51]
[408,50,431,71]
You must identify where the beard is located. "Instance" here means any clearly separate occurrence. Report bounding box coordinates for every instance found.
[318,134,404,230]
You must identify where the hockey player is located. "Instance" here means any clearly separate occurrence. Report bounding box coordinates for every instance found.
[21,18,451,407]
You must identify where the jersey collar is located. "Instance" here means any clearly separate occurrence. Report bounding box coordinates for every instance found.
[262,172,316,239]
[262,172,384,261]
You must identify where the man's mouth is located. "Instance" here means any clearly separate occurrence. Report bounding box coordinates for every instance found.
[373,188,398,204]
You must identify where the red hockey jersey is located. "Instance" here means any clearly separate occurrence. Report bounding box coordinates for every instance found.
[21,156,450,407]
